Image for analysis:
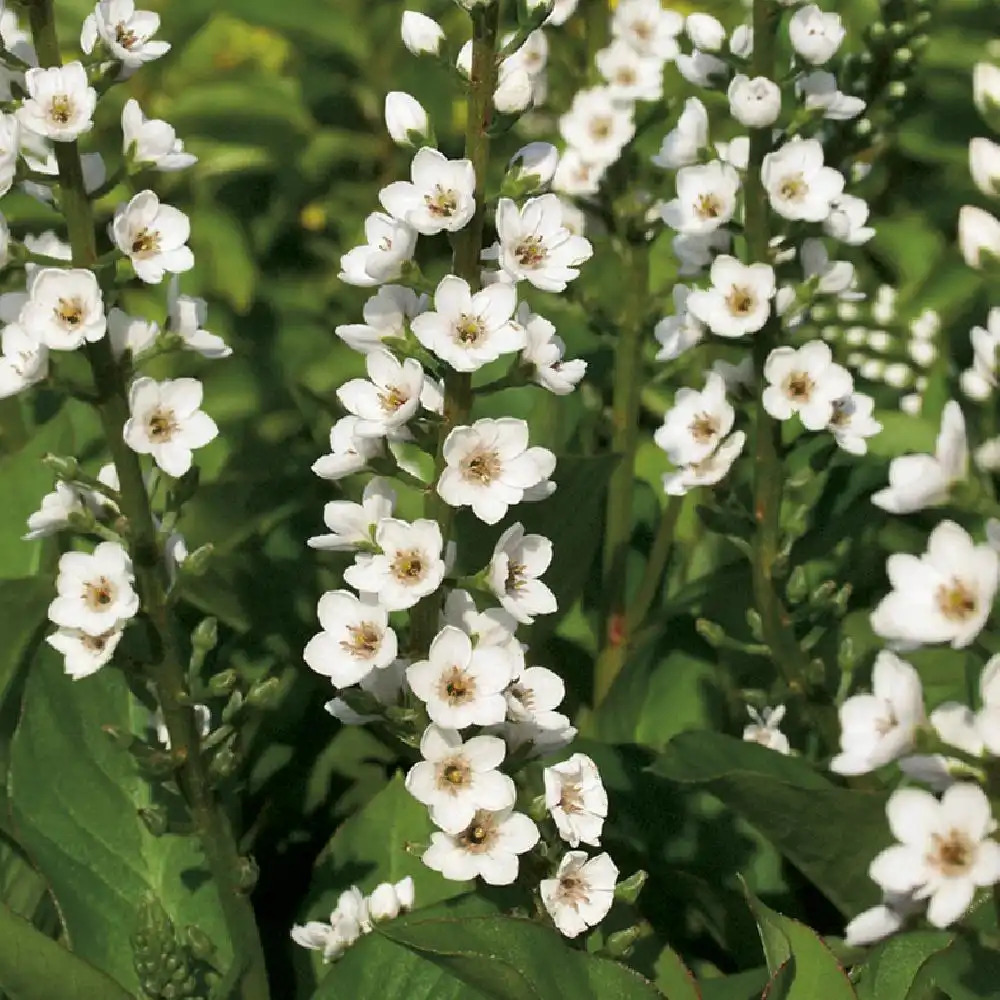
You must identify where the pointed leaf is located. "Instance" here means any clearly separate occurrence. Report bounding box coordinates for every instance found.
[854,930,953,1000]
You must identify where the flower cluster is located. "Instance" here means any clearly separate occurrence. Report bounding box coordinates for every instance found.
[299,1,617,951]
[649,3,882,495]
[5,1,224,679]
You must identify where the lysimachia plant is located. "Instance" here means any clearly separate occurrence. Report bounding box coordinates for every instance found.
[4,0,1000,998]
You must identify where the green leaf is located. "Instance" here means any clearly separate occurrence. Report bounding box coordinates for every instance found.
[651,732,890,915]
[0,901,134,1000]
[376,912,664,1000]
[653,945,701,999]
[698,968,769,1000]
[743,886,856,999]
[854,930,954,1000]
[189,206,257,314]
[0,577,52,711]
[916,936,1000,1000]
[7,651,233,992]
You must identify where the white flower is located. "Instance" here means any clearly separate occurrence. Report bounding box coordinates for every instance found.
[975,62,1000,118]
[437,418,556,525]
[487,522,557,624]
[595,40,664,102]
[406,725,515,833]
[291,890,365,963]
[384,91,430,147]
[411,275,522,372]
[336,285,426,356]
[800,237,858,297]
[123,377,218,477]
[789,4,845,64]
[762,341,853,429]
[47,625,125,680]
[541,852,618,939]
[508,142,559,190]
[824,194,875,245]
[545,0,579,26]
[336,350,425,439]
[407,625,517,729]
[544,753,607,848]
[165,277,230,359]
[871,520,999,650]
[762,139,844,222]
[107,308,159,360]
[112,191,194,284]
[0,323,48,399]
[830,651,925,775]
[304,591,397,688]
[687,255,776,338]
[19,268,106,350]
[675,50,728,87]
[81,0,169,67]
[712,356,755,395]
[24,231,71,263]
[844,893,918,947]
[121,99,196,171]
[672,230,731,277]
[662,161,741,235]
[869,783,1000,928]
[872,401,967,514]
[494,64,533,114]
[828,392,881,455]
[308,478,394,551]
[977,656,1000,755]
[312,416,383,481]
[796,71,865,120]
[652,97,708,169]
[423,806,539,885]
[18,63,96,142]
[367,878,414,923]
[441,590,525,673]
[380,147,476,236]
[558,88,635,167]
[339,212,417,287]
[727,75,782,128]
[654,286,705,361]
[517,304,585,394]
[344,518,445,612]
[662,431,746,496]
[324,658,409,725]
[551,148,605,197]
[962,204,1000,269]
[729,24,754,59]
[24,482,85,540]
[716,136,750,171]
[654,372,734,467]
[494,194,593,291]
[154,703,210,749]
[612,0,683,60]
[48,541,139,637]
[400,10,444,56]
[0,113,19,197]
[686,13,726,52]
[743,705,791,754]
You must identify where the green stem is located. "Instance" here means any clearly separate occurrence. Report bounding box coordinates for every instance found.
[25,4,270,997]
[409,0,502,654]
[594,240,648,706]
[626,494,684,636]
[746,0,836,746]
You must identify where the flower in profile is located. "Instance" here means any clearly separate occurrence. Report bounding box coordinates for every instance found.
[541,851,618,938]
[0,323,48,399]
[400,10,444,56]
[112,190,194,284]
[662,431,746,496]
[869,783,1000,928]
[47,625,125,680]
[652,97,709,169]
[543,753,608,848]
[123,377,218,477]
[958,206,1000,269]
[107,308,159,360]
[48,541,139,637]
[304,591,397,688]
[796,71,866,120]
[308,478,395,552]
[24,482,85,540]
[871,520,999,650]
[18,63,96,142]
[743,705,791,754]
[379,147,476,235]
[121,100,196,171]
[81,0,170,68]
[517,305,586,394]
[827,392,881,456]
[384,91,430,147]
[788,4,845,65]
[339,212,417,287]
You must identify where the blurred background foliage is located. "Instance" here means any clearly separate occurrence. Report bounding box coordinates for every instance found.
[2,0,1000,996]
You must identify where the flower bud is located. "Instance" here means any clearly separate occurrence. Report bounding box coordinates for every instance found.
[970,137,1000,197]
[493,65,533,113]
[686,13,725,52]
[456,39,472,77]
[959,205,1000,268]
[42,453,80,480]
[613,869,647,904]
[384,91,430,147]
[247,676,281,709]
[727,74,781,128]
[401,10,445,56]
[507,141,558,188]
[975,63,1000,118]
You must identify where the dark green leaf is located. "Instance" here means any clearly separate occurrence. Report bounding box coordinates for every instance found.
[854,930,954,1000]
[653,945,701,999]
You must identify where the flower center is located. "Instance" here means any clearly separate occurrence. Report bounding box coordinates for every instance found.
[725,285,756,316]
[55,297,84,328]
[390,548,425,583]
[83,577,115,611]
[508,681,533,712]
[515,236,547,268]
[590,116,612,140]
[456,315,486,345]
[49,95,74,124]
[930,830,974,877]
[616,67,637,85]
[695,192,724,219]
[115,21,139,48]
[378,384,410,413]
[829,398,851,427]
[632,19,652,41]
[439,757,471,789]
[147,407,178,442]
[784,372,814,401]
[505,558,526,594]
[440,665,475,705]
[340,621,381,659]
[558,779,584,814]
[458,811,497,852]
[689,412,719,443]
[424,185,457,218]
[778,173,808,202]
[461,448,501,485]
[82,631,110,653]
[936,578,978,622]
[556,872,589,906]
[131,227,160,257]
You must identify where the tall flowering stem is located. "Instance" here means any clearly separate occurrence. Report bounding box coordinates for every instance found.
[25,3,270,996]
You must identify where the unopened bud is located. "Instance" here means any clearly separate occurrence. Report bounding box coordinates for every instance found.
[695,619,725,647]
[785,565,809,604]
[613,869,647,904]
[184,926,216,962]
[400,10,444,56]
[208,668,238,696]
[247,677,281,709]
[192,616,218,654]
[42,453,79,479]
[180,543,213,576]
[384,91,431,147]
[138,806,169,837]
[235,855,259,893]
[605,925,643,958]
[746,608,764,643]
